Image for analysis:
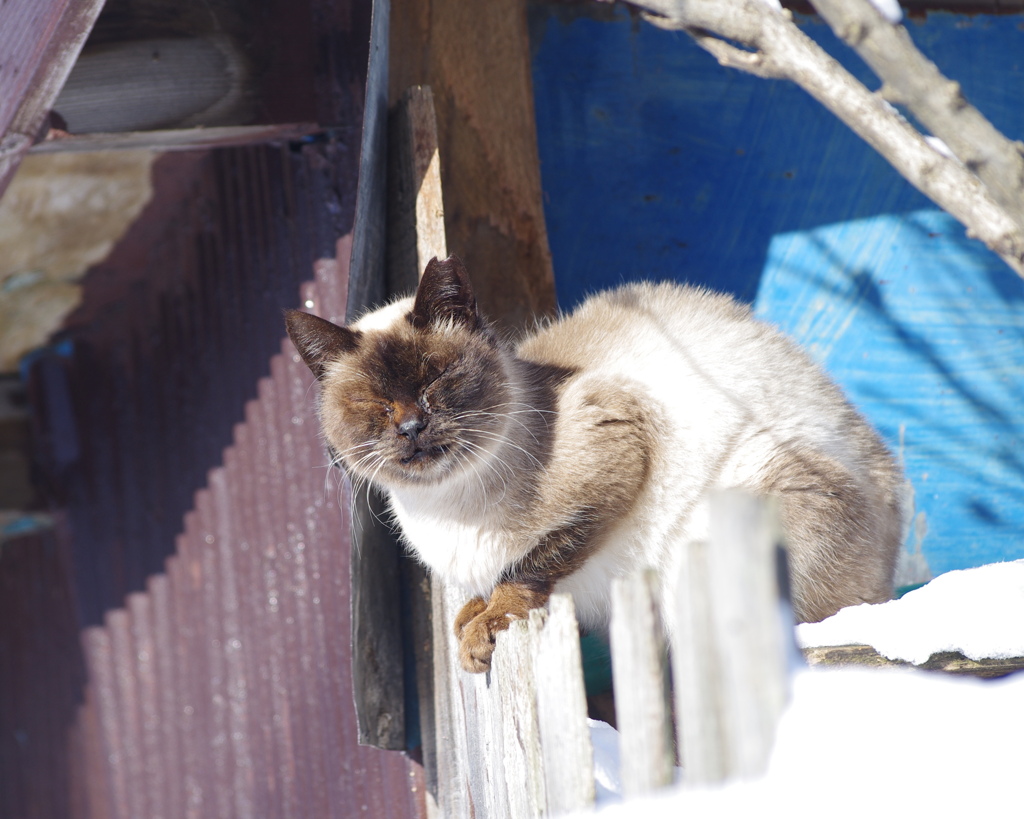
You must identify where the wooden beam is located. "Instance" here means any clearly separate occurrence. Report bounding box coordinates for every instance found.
[388,0,556,331]
[386,85,447,296]
[29,123,321,154]
[347,0,407,752]
[804,644,1024,679]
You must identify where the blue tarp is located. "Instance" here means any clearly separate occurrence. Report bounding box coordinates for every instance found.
[530,7,1024,575]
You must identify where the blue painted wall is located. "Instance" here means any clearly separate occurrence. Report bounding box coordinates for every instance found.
[529,7,1024,577]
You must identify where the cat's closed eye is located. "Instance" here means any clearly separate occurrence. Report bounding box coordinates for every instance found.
[351,397,393,415]
[424,361,453,385]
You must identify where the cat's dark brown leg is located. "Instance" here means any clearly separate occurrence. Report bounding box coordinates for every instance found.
[454,382,654,672]
[454,582,550,673]
[759,444,901,623]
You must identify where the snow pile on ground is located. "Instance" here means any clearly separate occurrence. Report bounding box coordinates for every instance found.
[581,561,1024,816]
[797,559,1024,664]
[586,666,1023,815]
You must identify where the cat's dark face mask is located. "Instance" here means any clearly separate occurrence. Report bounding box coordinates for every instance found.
[286,255,514,487]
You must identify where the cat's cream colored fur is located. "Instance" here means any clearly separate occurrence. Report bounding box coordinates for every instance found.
[287,257,903,672]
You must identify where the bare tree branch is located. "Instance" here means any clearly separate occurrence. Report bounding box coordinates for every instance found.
[810,0,1024,235]
[625,0,1024,277]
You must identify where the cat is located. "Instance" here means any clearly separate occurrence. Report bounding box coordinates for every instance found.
[285,255,904,673]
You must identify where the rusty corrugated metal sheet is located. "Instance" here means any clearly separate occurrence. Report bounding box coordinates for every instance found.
[0,526,85,819]
[0,0,105,196]
[11,143,425,818]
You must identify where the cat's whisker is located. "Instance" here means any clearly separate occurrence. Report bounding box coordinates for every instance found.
[457,437,514,488]
[451,444,495,502]
[453,439,513,504]
[452,409,544,444]
[321,444,361,500]
[456,426,546,470]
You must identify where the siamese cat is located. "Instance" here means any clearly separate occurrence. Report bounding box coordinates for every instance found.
[286,256,903,673]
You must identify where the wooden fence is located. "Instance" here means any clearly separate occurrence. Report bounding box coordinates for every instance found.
[422,490,794,817]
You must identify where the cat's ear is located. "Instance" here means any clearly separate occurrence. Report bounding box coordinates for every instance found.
[412,255,479,330]
[284,310,361,380]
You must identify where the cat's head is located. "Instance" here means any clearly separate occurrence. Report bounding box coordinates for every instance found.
[285,256,515,487]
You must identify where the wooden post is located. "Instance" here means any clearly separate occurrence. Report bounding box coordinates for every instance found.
[707,491,788,779]
[609,570,676,797]
[493,618,546,819]
[387,0,556,332]
[671,537,728,784]
[535,595,595,815]
[671,491,790,784]
[430,581,473,819]
[387,85,447,296]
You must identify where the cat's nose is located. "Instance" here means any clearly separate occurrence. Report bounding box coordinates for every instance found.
[397,414,427,442]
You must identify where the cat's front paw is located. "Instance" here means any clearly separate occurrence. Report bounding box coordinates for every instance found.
[453,584,550,673]
[454,597,507,673]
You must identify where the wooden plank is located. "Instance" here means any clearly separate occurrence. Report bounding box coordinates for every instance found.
[671,491,789,785]
[430,581,474,819]
[461,662,508,819]
[705,491,788,780]
[535,595,595,815]
[388,0,556,331]
[345,0,408,752]
[671,537,727,784]
[609,570,675,797]
[804,644,1024,678]
[387,85,447,295]
[494,619,546,819]
[29,123,321,154]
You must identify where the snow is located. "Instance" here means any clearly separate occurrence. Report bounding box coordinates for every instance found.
[580,561,1024,816]
[585,668,1023,815]
[925,135,956,161]
[797,559,1024,664]
[588,719,624,802]
[869,0,903,25]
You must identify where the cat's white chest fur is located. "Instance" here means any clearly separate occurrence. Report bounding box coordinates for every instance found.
[389,488,527,598]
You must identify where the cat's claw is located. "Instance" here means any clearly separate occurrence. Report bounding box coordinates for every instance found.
[454,597,513,673]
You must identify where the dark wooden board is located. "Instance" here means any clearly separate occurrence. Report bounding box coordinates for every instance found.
[804,644,1024,678]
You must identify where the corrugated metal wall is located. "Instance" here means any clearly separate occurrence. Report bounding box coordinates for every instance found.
[3,143,425,818]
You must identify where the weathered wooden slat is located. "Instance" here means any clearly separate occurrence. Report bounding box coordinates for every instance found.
[671,491,789,786]
[494,617,546,819]
[535,595,595,815]
[344,0,410,755]
[387,85,447,295]
[431,581,475,819]
[462,663,509,819]
[671,537,727,784]
[610,570,675,797]
[706,491,788,780]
